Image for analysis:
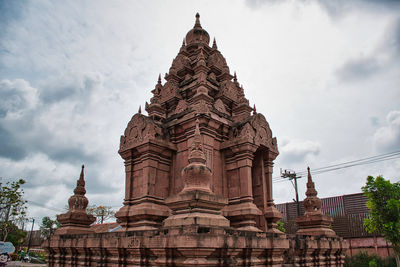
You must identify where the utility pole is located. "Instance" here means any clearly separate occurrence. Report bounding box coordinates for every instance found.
[27,218,35,253]
[281,169,302,217]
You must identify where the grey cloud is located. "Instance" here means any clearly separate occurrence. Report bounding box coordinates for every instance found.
[245,0,283,9]
[317,0,399,17]
[0,121,99,164]
[279,139,321,165]
[0,79,38,117]
[373,110,400,153]
[40,73,101,104]
[0,77,99,164]
[370,116,380,127]
[335,57,380,82]
[387,18,400,56]
[245,0,400,13]
[0,1,26,37]
[0,125,27,160]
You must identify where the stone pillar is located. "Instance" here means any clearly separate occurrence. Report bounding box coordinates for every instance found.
[223,142,262,231]
[115,113,176,231]
[115,141,175,230]
[263,152,284,233]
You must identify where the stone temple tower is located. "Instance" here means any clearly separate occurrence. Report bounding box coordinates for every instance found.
[115,12,282,234]
[44,14,347,266]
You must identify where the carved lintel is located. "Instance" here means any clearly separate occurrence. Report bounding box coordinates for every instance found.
[119,114,164,151]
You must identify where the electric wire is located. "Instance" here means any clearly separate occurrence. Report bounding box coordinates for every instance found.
[273,150,400,183]
[27,199,64,213]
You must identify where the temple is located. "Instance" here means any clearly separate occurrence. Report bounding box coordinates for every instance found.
[44,14,348,266]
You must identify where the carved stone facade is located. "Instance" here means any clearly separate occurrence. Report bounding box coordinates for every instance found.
[43,13,347,266]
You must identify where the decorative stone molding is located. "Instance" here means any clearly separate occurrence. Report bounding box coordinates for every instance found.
[119,113,163,151]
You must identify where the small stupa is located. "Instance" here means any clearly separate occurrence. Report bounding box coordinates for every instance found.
[295,167,336,237]
[55,165,96,235]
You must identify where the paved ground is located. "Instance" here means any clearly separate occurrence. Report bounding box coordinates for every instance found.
[5,261,46,267]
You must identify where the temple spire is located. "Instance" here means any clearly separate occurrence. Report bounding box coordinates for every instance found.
[56,165,96,234]
[295,166,337,237]
[138,105,142,114]
[194,12,202,28]
[158,73,162,84]
[233,71,237,83]
[253,104,257,114]
[306,167,318,198]
[73,164,86,195]
[78,164,84,184]
[212,38,217,49]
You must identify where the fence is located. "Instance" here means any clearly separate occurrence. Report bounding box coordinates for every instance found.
[275,193,372,238]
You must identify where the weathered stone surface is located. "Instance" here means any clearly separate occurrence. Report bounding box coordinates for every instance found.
[295,167,338,238]
[55,165,96,235]
[44,13,347,267]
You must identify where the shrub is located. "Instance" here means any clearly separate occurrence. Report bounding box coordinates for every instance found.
[344,251,396,267]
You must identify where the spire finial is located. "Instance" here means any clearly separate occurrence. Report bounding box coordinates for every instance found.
[194,13,201,28]
[233,71,237,82]
[158,73,161,84]
[138,105,142,114]
[212,37,217,49]
[79,165,84,181]
[305,167,317,198]
[253,104,257,114]
[188,118,206,164]
[58,164,96,230]
[74,165,86,195]
[182,38,186,46]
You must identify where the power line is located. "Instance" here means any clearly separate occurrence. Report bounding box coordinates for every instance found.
[273,150,400,183]
[27,199,64,213]
[296,151,400,176]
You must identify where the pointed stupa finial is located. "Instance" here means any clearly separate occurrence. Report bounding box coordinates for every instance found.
[79,164,84,181]
[158,73,162,84]
[188,119,206,164]
[306,167,318,198]
[179,38,186,53]
[57,164,96,230]
[233,71,237,82]
[195,13,201,28]
[73,164,86,196]
[138,105,142,114]
[212,37,217,49]
[253,104,257,114]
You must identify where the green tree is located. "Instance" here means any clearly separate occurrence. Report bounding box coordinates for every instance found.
[362,176,400,267]
[0,179,27,242]
[86,205,115,224]
[276,220,286,233]
[40,216,60,239]
[5,223,27,250]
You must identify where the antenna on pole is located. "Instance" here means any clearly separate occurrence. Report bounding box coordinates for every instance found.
[281,169,302,217]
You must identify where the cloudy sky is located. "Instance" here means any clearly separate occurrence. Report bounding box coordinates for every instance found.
[1,0,399,229]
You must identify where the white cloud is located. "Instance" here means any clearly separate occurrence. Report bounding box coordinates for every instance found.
[0,79,38,118]
[374,110,400,152]
[0,0,399,226]
[279,139,321,165]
